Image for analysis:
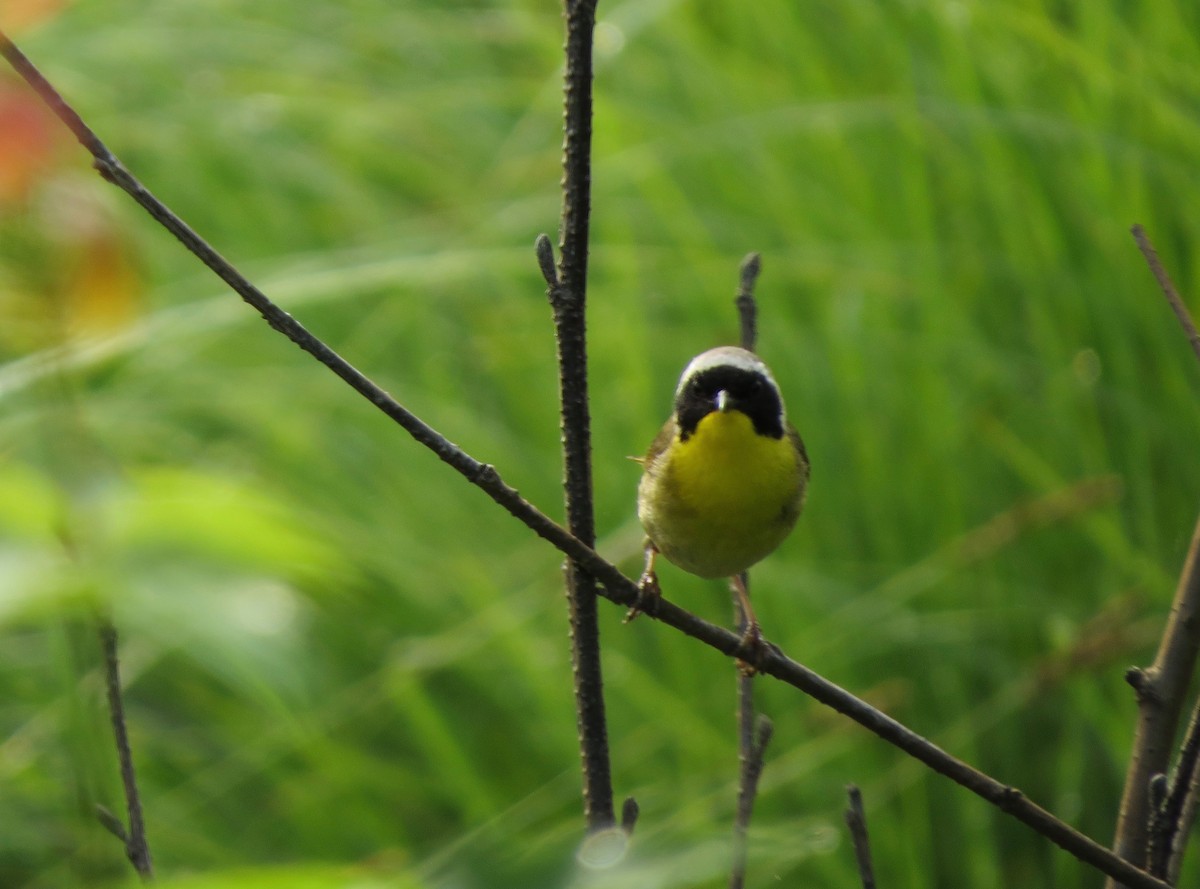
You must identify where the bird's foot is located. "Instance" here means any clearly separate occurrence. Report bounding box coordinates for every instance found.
[735,620,765,676]
[624,571,662,623]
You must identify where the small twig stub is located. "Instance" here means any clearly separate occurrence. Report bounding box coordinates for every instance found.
[736,252,762,353]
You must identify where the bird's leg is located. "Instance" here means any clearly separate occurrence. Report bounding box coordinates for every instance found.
[625,542,662,623]
[731,572,764,675]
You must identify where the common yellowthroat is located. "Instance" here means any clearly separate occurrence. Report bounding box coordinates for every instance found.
[635,346,809,648]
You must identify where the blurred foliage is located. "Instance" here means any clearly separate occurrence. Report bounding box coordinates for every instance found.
[2,0,1200,887]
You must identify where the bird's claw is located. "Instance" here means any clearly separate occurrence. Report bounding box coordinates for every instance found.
[735,620,765,676]
[624,571,662,623]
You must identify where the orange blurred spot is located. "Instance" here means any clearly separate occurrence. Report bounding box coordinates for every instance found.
[0,0,67,33]
[61,229,141,335]
[0,78,62,203]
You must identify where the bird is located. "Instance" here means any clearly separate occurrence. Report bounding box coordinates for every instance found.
[633,345,809,662]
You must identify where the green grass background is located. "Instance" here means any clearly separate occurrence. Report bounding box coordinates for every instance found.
[2,0,1200,886]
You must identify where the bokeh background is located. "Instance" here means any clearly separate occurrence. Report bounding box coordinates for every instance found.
[3,1,1200,887]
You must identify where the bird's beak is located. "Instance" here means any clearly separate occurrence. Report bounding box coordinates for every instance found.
[715,389,730,412]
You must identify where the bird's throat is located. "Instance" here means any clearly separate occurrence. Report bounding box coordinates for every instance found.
[671,410,792,514]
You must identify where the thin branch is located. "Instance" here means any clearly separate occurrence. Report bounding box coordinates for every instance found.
[729,716,773,889]
[540,229,617,833]
[1148,691,1200,878]
[731,251,766,887]
[97,617,153,881]
[730,707,772,887]
[544,0,617,835]
[0,32,1178,889]
[730,574,773,889]
[1131,224,1200,364]
[1168,756,1200,884]
[844,785,876,889]
[95,804,130,845]
[735,253,762,353]
[1107,227,1200,887]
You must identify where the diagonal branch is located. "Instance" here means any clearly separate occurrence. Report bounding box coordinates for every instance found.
[0,32,581,562]
[0,31,1176,889]
[1132,224,1200,364]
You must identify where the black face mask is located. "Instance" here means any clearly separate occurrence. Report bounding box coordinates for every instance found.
[675,365,785,441]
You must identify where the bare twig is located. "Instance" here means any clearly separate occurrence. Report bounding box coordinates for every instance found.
[97,618,153,881]
[539,230,618,833]
[730,266,767,887]
[844,785,876,889]
[1147,688,1200,878]
[1106,227,1200,888]
[95,804,130,845]
[730,717,773,889]
[1131,224,1200,364]
[730,574,773,889]
[730,709,773,888]
[736,253,762,352]
[542,0,620,835]
[1168,759,1200,884]
[0,32,1178,889]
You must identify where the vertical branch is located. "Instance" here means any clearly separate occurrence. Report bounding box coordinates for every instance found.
[97,617,154,880]
[844,785,876,889]
[1107,227,1200,887]
[1166,752,1200,883]
[731,582,753,889]
[729,258,769,888]
[730,716,773,888]
[1148,695,1200,879]
[547,0,615,834]
[730,576,773,889]
[736,253,762,352]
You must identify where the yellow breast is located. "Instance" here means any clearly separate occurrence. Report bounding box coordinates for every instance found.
[638,410,803,579]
